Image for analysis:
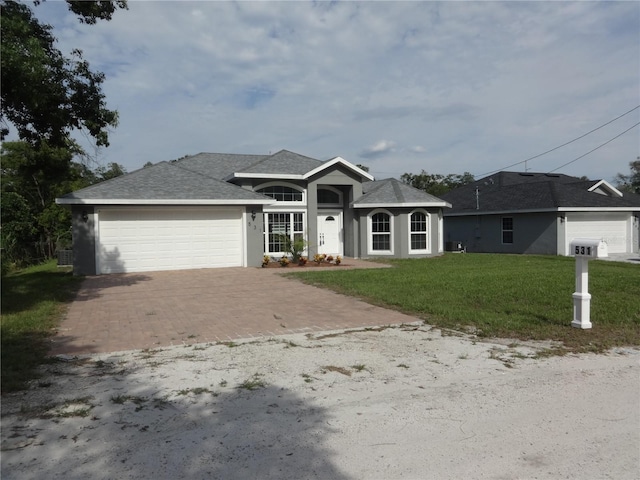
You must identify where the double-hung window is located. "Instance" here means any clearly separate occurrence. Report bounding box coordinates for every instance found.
[369,211,392,254]
[502,217,514,244]
[409,211,429,253]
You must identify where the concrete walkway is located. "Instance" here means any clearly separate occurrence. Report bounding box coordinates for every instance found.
[51,258,418,356]
[599,252,640,264]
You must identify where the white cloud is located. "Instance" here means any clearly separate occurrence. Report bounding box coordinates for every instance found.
[23,1,640,183]
[360,140,397,159]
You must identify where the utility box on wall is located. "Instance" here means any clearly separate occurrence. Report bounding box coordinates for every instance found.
[57,250,73,266]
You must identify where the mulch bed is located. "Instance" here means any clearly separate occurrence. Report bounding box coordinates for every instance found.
[262,261,346,269]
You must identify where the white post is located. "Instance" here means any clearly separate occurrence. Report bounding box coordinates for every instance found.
[572,256,592,329]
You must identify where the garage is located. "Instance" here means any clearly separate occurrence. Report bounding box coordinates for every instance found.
[566,212,630,254]
[96,207,244,274]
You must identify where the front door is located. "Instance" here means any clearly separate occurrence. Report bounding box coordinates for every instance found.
[317,211,343,256]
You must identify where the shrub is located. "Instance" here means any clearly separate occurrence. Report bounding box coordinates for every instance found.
[277,234,308,263]
[279,256,290,267]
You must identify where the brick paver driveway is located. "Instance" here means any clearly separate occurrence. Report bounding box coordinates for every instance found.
[51,259,419,355]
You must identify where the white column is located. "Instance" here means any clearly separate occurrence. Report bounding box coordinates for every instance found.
[571,256,592,329]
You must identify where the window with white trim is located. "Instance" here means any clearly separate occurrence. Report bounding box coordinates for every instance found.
[257,185,303,202]
[502,217,513,244]
[409,211,429,253]
[368,210,393,254]
[264,212,305,255]
[317,186,343,207]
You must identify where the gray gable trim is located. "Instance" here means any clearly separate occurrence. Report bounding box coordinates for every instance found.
[441,171,640,215]
[304,156,375,181]
[56,161,273,205]
[353,178,451,208]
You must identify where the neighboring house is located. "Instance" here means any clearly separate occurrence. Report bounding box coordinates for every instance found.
[56,150,451,275]
[441,171,640,256]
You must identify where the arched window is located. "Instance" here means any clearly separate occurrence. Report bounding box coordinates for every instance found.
[317,187,342,206]
[257,185,303,202]
[409,210,429,253]
[368,210,393,254]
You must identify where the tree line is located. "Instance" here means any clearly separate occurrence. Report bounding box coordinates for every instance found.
[1,0,127,268]
[1,141,127,265]
[400,161,639,197]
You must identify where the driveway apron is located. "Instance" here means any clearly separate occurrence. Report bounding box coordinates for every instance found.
[51,260,419,355]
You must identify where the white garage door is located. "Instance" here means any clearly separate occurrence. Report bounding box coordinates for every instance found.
[97,207,243,273]
[566,212,630,254]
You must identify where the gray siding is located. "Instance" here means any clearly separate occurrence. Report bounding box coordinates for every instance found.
[444,212,559,254]
[245,206,264,267]
[307,166,363,259]
[356,207,444,260]
[343,182,363,258]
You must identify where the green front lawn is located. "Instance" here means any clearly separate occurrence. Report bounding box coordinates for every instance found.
[1,260,82,393]
[290,254,640,353]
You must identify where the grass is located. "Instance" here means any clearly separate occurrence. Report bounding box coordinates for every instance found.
[175,387,215,396]
[322,365,352,376]
[20,396,94,419]
[289,254,640,353]
[237,374,266,390]
[1,260,83,393]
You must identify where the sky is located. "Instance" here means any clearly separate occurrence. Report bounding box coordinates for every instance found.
[26,1,640,183]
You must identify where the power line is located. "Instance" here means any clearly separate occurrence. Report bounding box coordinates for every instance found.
[476,104,640,177]
[546,121,640,174]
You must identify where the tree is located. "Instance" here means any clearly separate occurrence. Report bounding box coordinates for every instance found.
[615,158,640,195]
[0,1,126,266]
[1,0,126,149]
[59,0,127,24]
[95,162,127,181]
[356,164,370,173]
[0,141,125,265]
[400,170,475,196]
[1,142,83,263]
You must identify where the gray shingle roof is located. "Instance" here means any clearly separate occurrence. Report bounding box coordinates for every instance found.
[441,171,640,214]
[490,171,580,186]
[354,178,451,207]
[235,149,323,176]
[59,150,451,209]
[57,162,272,203]
[175,153,265,180]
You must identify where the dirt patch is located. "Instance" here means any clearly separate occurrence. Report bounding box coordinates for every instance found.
[2,324,639,479]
